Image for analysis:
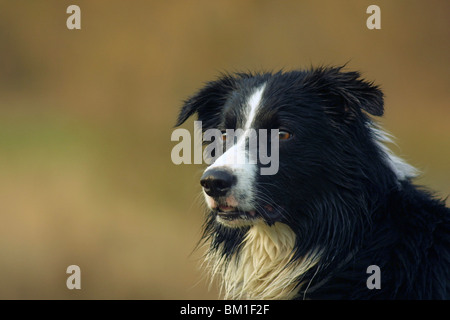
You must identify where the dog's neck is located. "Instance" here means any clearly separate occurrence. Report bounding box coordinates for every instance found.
[206,222,322,300]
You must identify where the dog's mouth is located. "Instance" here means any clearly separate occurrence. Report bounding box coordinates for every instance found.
[216,205,259,221]
[214,204,282,228]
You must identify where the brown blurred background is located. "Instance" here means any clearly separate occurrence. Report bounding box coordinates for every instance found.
[0,0,448,299]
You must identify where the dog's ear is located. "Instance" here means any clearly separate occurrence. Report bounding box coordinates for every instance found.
[175,74,237,128]
[309,66,384,118]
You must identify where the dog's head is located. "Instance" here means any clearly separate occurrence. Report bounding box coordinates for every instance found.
[175,67,423,299]
[176,67,390,231]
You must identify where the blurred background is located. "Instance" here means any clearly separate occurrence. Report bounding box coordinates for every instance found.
[0,0,448,299]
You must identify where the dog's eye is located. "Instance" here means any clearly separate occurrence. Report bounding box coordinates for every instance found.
[278,130,292,140]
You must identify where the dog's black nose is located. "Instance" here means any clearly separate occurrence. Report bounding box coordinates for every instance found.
[200,169,236,197]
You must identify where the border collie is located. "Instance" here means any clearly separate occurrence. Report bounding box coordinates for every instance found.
[175,66,450,299]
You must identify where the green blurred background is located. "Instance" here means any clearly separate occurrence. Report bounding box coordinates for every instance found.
[0,0,448,299]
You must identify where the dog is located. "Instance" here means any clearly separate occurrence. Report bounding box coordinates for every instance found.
[175,66,450,299]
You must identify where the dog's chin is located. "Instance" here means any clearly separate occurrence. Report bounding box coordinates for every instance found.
[214,206,261,228]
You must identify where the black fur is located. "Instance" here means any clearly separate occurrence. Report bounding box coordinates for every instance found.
[176,66,450,299]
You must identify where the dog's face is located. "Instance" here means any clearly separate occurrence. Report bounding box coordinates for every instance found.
[176,68,384,229]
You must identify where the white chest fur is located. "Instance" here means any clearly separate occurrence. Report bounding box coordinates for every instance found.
[205,222,321,300]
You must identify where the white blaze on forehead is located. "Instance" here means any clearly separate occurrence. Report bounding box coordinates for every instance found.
[203,83,267,212]
[209,83,267,169]
[244,84,266,130]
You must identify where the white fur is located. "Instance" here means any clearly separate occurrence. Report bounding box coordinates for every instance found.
[369,123,419,180]
[204,222,322,300]
[244,84,266,130]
